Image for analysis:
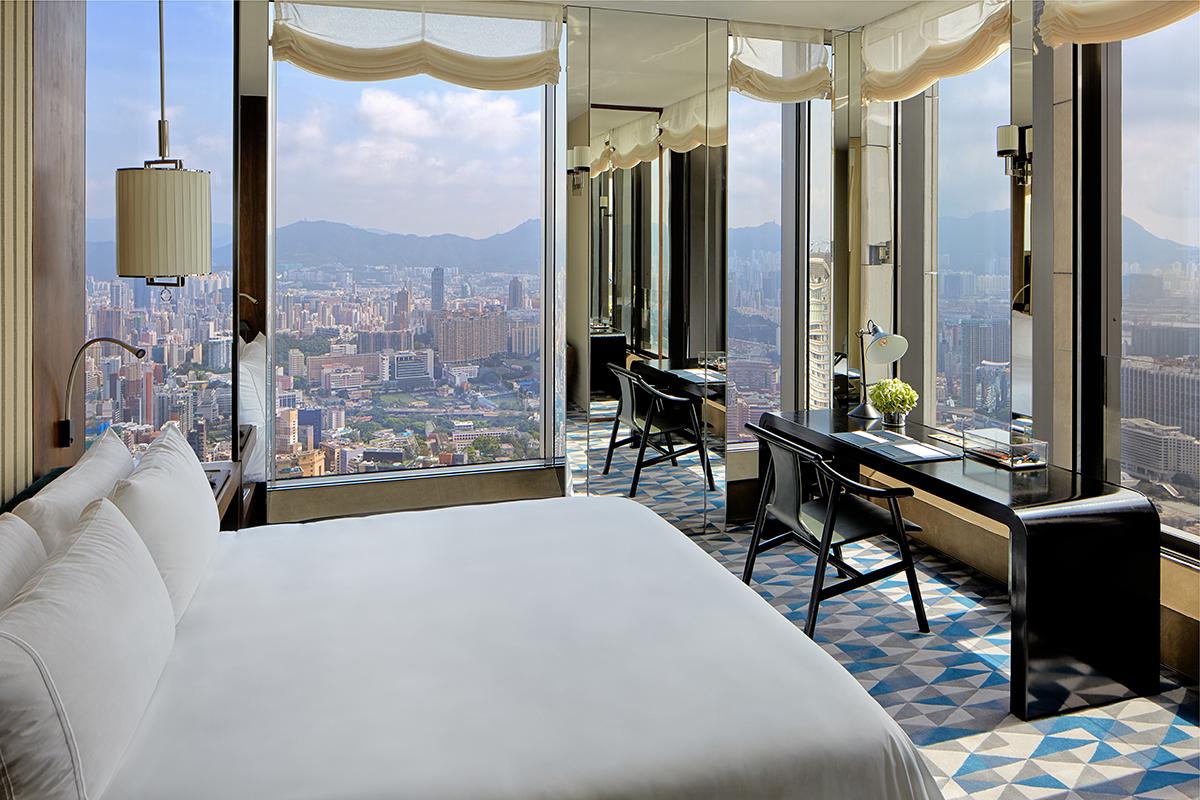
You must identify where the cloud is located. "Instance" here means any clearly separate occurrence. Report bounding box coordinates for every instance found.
[275,80,542,237]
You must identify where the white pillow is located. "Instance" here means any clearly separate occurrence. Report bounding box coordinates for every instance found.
[0,498,174,800]
[0,513,46,608]
[13,428,134,554]
[238,333,268,482]
[110,423,219,622]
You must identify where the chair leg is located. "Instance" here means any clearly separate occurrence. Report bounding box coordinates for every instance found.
[742,463,774,584]
[629,406,655,497]
[690,406,716,491]
[832,544,849,578]
[664,431,679,466]
[602,414,622,475]
[804,493,840,638]
[890,499,930,633]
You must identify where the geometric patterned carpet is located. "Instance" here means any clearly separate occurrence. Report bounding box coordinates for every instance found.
[568,408,1200,800]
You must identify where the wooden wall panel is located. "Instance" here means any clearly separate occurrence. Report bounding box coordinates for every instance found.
[1,0,34,503]
[238,94,268,339]
[31,0,85,477]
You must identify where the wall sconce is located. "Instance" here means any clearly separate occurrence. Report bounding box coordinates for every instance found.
[116,0,211,288]
[567,145,591,194]
[996,124,1032,186]
[848,320,909,419]
[57,337,146,448]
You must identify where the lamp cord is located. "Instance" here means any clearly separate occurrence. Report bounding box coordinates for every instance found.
[158,0,165,123]
[157,0,169,160]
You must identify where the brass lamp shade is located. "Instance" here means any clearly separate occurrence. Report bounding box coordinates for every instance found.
[116,166,212,282]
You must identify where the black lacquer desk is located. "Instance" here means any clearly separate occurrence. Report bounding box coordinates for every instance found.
[758,409,1161,720]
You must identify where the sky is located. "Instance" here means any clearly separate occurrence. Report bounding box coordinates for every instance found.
[86,2,1198,247]
[86,1,233,240]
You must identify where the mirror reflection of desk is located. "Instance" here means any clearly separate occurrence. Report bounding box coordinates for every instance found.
[589,329,627,399]
[633,358,726,446]
[758,408,1160,721]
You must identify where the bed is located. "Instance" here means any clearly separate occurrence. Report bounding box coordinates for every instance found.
[101,495,941,800]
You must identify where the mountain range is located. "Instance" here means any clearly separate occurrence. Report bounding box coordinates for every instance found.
[83,211,1198,280]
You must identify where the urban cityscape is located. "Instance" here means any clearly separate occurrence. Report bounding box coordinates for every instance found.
[270,252,543,479]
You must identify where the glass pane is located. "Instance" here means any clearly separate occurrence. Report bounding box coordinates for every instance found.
[809,96,834,409]
[933,53,1012,432]
[85,1,234,460]
[1120,15,1200,540]
[273,65,545,479]
[726,91,783,443]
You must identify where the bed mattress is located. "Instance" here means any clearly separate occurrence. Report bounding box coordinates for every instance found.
[105,496,941,800]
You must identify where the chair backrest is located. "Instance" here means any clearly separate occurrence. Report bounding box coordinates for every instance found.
[745,422,828,522]
[609,365,651,430]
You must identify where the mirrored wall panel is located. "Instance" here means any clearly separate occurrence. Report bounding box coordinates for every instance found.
[566,7,727,533]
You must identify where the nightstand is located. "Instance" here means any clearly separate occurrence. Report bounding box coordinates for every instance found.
[203,425,257,530]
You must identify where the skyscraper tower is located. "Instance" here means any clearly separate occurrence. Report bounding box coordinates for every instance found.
[431,267,445,312]
[508,276,525,310]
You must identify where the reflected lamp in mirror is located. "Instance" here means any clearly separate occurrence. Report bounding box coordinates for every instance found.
[56,337,146,448]
[116,0,211,288]
[848,320,909,419]
[567,145,591,194]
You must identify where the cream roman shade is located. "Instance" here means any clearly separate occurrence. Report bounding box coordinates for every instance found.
[589,88,725,174]
[659,87,727,152]
[271,1,563,89]
[116,168,212,281]
[607,114,661,171]
[729,22,831,104]
[1038,0,1198,47]
[862,0,1011,103]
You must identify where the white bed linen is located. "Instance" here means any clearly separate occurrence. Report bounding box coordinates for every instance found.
[105,497,941,800]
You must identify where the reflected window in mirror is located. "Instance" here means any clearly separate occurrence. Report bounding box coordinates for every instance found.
[1118,13,1200,540]
[85,1,233,461]
[727,92,784,443]
[931,52,1012,432]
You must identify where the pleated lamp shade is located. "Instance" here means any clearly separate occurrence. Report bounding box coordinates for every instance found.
[116,166,212,281]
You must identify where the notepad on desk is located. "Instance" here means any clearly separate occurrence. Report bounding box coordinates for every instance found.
[833,430,960,464]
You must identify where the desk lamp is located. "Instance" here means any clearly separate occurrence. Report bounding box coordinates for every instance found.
[848,320,908,419]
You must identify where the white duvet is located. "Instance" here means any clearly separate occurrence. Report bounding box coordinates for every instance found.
[105,496,941,800]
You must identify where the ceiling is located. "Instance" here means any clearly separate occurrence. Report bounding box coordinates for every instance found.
[587,8,710,118]
[559,1,918,32]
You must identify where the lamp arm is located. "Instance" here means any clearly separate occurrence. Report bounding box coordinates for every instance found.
[62,337,145,434]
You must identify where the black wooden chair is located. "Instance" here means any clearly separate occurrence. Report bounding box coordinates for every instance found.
[604,365,716,497]
[743,422,930,638]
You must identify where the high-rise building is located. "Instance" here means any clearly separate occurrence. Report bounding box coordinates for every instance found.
[298,408,323,448]
[508,277,526,310]
[508,319,541,357]
[384,349,436,388]
[431,267,445,312]
[1121,357,1200,438]
[435,312,508,363]
[1120,417,1200,482]
[275,407,298,455]
[287,348,307,378]
[807,257,832,409]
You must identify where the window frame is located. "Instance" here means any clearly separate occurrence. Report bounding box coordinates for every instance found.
[262,57,561,487]
[1082,37,1200,560]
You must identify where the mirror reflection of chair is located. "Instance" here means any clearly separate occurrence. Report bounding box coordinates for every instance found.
[605,365,716,497]
[743,422,930,638]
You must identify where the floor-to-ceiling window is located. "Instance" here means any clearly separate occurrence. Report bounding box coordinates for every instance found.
[84,0,233,460]
[1119,15,1200,540]
[273,65,547,479]
[932,52,1012,431]
[726,91,783,442]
